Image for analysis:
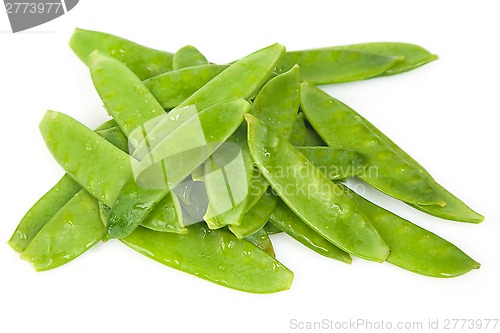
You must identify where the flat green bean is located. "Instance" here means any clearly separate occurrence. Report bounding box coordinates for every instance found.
[300,82,445,207]
[244,227,275,258]
[121,223,293,293]
[340,184,480,277]
[70,28,173,80]
[246,114,389,262]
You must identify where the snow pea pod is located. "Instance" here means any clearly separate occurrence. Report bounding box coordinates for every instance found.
[203,124,254,229]
[337,42,438,76]
[133,44,286,159]
[246,114,389,262]
[360,119,483,223]
[70,28,173,80]
[339,185,480,277]
[8,174,81,252]
[296,147,367,180]
[95,125,187,233]
[269,199,351,263]
[20,190,105,271]
[263,222,282,235]
[304,127,326,146]
[276,48,401,84]
[230,189,279,239]
[108,99,250,239]
[300,82,445,207]
[288,113,307,146]
[241,66,301,213]
[121,223,293,293]
[144,64,228,110]
[89,51,165,137]
[40,111,135,208]
[244,227,275,258]
[173,45,209,70]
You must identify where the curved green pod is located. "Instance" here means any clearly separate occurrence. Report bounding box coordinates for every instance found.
[339,185,480,277]
[89,51,165,137]
[173,45,209,69]
[337,42,438,76]
[70,28,173,80]
[39,111,135,208]
[246,114,389,262]
[20,190,105,271]
[300,82,445,207]
[269,199,351,263]
[107,99,250,239]
[8,174,81,252]
[121,223,293,293]
[296,147,367,180]
[359,118,483,223]
[276,48,401,84]
[144,64,228,110]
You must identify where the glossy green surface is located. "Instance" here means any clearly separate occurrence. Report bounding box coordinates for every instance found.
[39,111,135,207]
[107,99,250,239]
[177,43,285,111]
[121,223,293,293]
[246,114,389,262]
[20,190,104,271]
[173,45,209,69]
[304,127,326,146]
[338,42,438,76]
[70,28,173,80]
[269,199,351,263]
[288,113,307,146]
[340,185,480,277]
[300,82,445,207]
[243,66,301,212]
[89,51,165,137]
[230,190,278,239]
[144,65,228,110]
[359,117,483,223]
[8,174,81,252]
[296,147,367,180]
[244,227,275,258]
[204,124,254,229]
[276,48,400,84]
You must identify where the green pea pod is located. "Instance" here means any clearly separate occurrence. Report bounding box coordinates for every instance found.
[133,44,286,160]
[108,99,250,239]
[244,227,275,258]
[243,66,301,213]
[89,51,166,137]
[39,111,135,207]
[296,147,367,180]
[173,45,209,69]
[177,43,285,111]
[94,119,118,131]
[20,190,105,271]
[121,223,293,293]
[144,65,228,110]
[339,184,480,277]
[337,42,438,76]
[269,199,351,263]
[276,48,401,84]
[246,114,389,262]
[70,28,173,80]
[359,119,483,223]
[204,124,254,229]
[8,174,81,252]
[300,82,445,207]
[230,189,279,239]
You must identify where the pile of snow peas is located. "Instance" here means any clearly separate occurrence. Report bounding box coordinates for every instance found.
[9,28,483,293]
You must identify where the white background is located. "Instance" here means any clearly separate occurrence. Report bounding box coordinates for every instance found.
[1,1,499,332]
